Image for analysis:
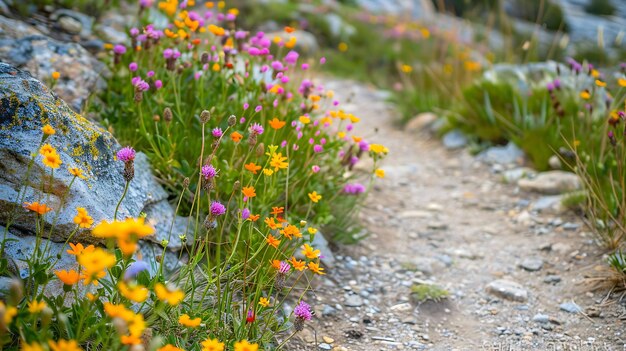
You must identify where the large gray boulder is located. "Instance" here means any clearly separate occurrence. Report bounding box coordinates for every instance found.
[0,15,106,112]
[0,63,189,278]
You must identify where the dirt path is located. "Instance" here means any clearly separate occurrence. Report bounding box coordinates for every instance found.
[288,79,626,351]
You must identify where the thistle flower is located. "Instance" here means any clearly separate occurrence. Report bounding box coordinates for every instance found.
[343,183,366,195]
[200,110,211,124]
[117,146,136,182]
[201,165,217,180]
[274,261,290,290]
[210,201,226,217]
[293,301,312,332]
[249,123,264,135]
[212,128,223,138]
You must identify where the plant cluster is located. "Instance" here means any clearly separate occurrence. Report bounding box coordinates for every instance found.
[1,0,388,349]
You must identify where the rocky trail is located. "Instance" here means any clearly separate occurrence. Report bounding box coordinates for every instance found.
[287,79,626,351]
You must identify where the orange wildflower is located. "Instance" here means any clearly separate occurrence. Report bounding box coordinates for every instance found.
[67,242,95,256]
[268,118,286,130]
[308,261,326,275]
[270,207,284,216]
[55,269,80,285]
[266,234,280,248]
[231,131,243,142]
[289,257,306,271]
[265,217,279,230]
[270,259,282,270]
[24,202,52,215]
[244,162,261,174]
[242,186,256,198]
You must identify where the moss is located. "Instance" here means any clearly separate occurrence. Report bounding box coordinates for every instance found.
[410,283,449,303]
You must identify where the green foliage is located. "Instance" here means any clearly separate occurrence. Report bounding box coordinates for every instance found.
[585,0,616,16]
[512,0,569,32]
[410,283,449,303]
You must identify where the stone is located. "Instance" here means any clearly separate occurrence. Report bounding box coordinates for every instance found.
[405,112,438,132]
[559,301,582,314]
[477,142,525,165]
[96,10,132,45]
[0,63,189,271]
[532,314,549,324]
[50,9,94,38]
[322,336,335,344]
[319,343,332,350]
[442,130,467,149]
[518,171,581,195]
[322,304,337,316]
[502,167,535,183]
[531,195,565,214]
[486,279,528,302]
[344,294,364,307]
[543,275,561,284]
[548,155,562,170]
[519,257,543,272]
[0,15,107,111]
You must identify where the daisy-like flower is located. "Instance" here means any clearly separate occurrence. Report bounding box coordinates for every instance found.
[290,257,306,271]
[244,162,261,174]
[242,186,256,198]
[42,151,62,169]
[234,340,258,351]
[258,297,270,307]
[308,191,322,203]
[28,300,46,314]
[301,244,320,259]
[270,153,288,170]
[179,314,202,327]
[24,202,52,215]
[266,234,280,248]
[48,339,81,351]
[73,207,94,228]
[231,131,243,142]
[55,269,80,286]
[293,300,313,331]
[118,282,149,303]
[155,283,184,306]
[68,167,87,179]
[375,168,385,178]
[42,124,56,135]
[66,242,94,256]
[201,338,225,351]
[157,345,185,351]
[269,118,286,130]
[40,144,56,156]
[307,261,325,275]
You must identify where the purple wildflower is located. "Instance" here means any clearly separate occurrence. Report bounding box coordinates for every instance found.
[210,201,226,217]
[241,208,250,220]
[212,127,223,138]
[313,145,323,153]
[312,165,320,173]
[279,261,291,274]
[294,301,312,321]
[117,146,136,162]
[343,183,366,195]
[249,123,264,135]
[285,51,299,65]
[124,260,150,280]
[113,44,127,55]
[255,105,262,113]
[129,62,138,72]
[201,165,217,180]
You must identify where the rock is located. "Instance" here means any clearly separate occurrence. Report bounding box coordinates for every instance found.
[532,314,550,324]
[405,112,438,132]
[530,195,565,214]
[562,222,580,231]
[344,294,363,307]
[477,142,525,165]
[519,257,543,272]
[96,10,132,45]
[0,15,107,111]
[559,301,582,314]
[442,130,467,149]
[502,167,536,183]
[0,63,189,272]
[543,275,561,284]
[518,171,581,195]
[486,279,528,302]
[50,9,94,38]
[58,16,82,35]
[322,336,335,344]
[548,155,562,170]
[322,304,337,316]
[319,343,332,350]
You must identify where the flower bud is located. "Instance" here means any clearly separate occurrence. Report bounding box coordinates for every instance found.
[233,180,240,191]
[228,115,236,126]
[201,52,210,64]
[163,107,173,123]
[200,110,211,124]
[183,177,190,188]
[153,114,160,122]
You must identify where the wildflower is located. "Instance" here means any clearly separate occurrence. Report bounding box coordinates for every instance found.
[246,309,255,323]
[119,282,149,303]
[28,300,46,314]
[301,244,320,259]
[259,297,270,307]
[595,79,606,87]
[308,227,318,235]
[285,26,295,33]
[618,78,626,87]
[293,300,313,331]
[265,217,279,230]
[42,151,62,169]
[55,269,80,285]
[40,144,56,155]
[51,71,60,80]
[375,169,385,178]
[242,186,256,198]
[0,301,17,327]
[73,207,93,228]
[155,283,184,305]
[68,167,87,179]
[234,340,258,351]
[158,346,185,351]
[179,313,201,327]
[21,342,45,351]
[338,42,348,52]
[66,243,94,256]
[129,62,138,72]
[212,127,223,138]
[92,218,154,256]
[231,131,243,142]
[271,259,282,270]
[263,168,274,176]
[271,207,284,216]
[117,146,136,182]
[249,214,260,221]
[249,123,264,135]
[290,257,306,271]
[244,162,261,174]
[270,153,288,170]
[308,191,322,203]
[308,261,325,275]
[201,339,225,351]
[48,340,82,351]
[281,224,302,239]
[269,117,286,129]
[42,124,55,135]
[580,90,591,100]
[209,201,226,218]
[24,202,52,215]
[124,260,150,280]
[369,144,389,154]
[78,248,116,285]
[201,164,218,180]
[266,234,280,248]
[343,183,366,195]
[274,260,291,289]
